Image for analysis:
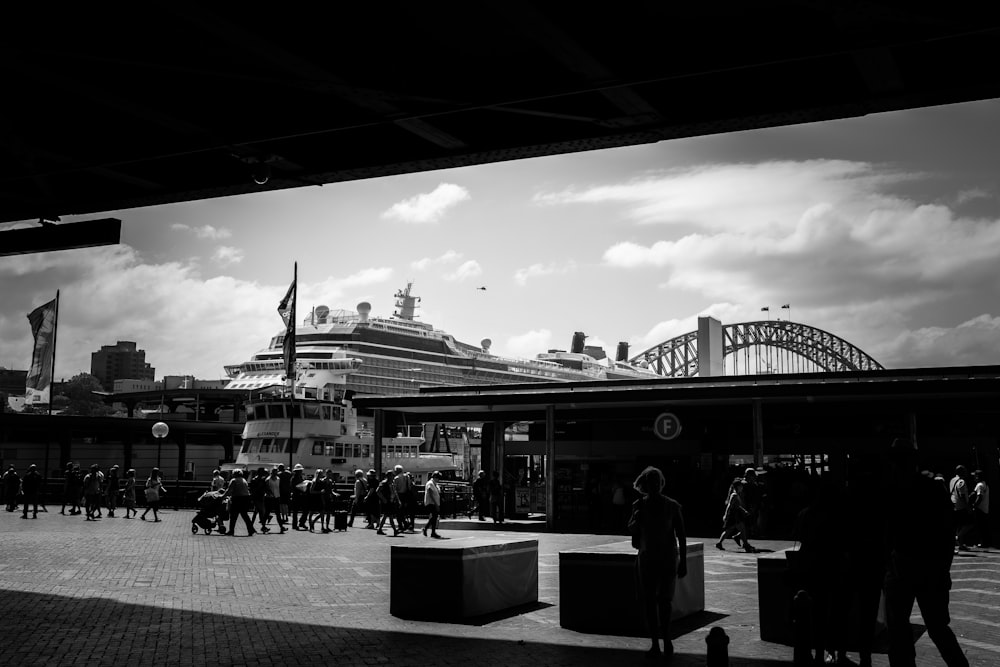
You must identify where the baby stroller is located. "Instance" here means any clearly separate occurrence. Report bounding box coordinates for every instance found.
[191,490,228,534]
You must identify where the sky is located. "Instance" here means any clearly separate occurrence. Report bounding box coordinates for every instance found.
[2,98,1000,381]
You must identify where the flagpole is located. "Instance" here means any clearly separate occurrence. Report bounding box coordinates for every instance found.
[49,290,60,417]
[288,262,297,469]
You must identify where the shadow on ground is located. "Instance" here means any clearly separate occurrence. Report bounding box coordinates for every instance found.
[0,589,794,667]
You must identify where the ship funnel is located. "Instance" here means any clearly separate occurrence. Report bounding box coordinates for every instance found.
[357,302,371,323]
[616,341,630,362]
[481,338,492,353]
[571,332,586,354]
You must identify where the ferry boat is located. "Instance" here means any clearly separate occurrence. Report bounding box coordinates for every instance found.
[229,359,458,483]
[223,283,659,396]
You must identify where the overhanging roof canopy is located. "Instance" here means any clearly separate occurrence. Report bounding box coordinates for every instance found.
[2,5,999,224]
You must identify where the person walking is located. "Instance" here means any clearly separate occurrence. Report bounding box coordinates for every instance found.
[376,470,401,536]
[949,465,972,550]
[307,468,326,532]
[122,469,137,518]
[105,465,120,518]
[277,463,291,523]
[347,469,367,528]
[884,438,969,667]
[488,470,505,524]
[290,464,309,530]
[249,468,269,532]
[971,469,990,548]
[422,471,443,538]
[393,464,414,532]
[628,466,688,661]
[82,464,104,520]
[223,469,256,536]
[716,478,755,552]
[364,469,379,528]
[472,470,489,521]
[140,468,165,522]
[321,469,339,533]
[60,462,79,515]
[266,467,286,533]
[20,464,43,519]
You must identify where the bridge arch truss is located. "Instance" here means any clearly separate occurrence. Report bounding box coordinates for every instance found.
[630,320,885,378]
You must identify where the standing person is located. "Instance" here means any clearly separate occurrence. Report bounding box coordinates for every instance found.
[610,475,630,533]
[82,464,104,520]
[321,469,339,533]
[884,438,969,667]
[20,464,43,519]
[2,465,19,512]
[488,470,505,525]
[223,469,256,536]
[122,469,137,518]
[266,467,286,533]
[376,470,401,536]
[277,463,292,523]
[716,479,755,552]
[69,464,84,515]
[364,469,379,528]
[105,465,120,518]
[422,471,443,538]
[970,470,990,548]
[347,469,367,528]
[472,470,488,521]
[140,468,165,522]
[628,466,688,661]
[949,465,971,550]
[743,467,764,539]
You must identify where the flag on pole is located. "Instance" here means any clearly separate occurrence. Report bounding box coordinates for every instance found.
[781,304,790,309]
[26,298,57,405]
[277,277,296,379]
[760,306,770,312]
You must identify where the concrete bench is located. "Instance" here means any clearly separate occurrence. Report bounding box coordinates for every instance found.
[757,548,885,646]
[390,537,538,621]
[558,541,705,636]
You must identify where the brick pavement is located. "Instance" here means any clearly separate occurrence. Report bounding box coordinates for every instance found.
[0,508,997,666]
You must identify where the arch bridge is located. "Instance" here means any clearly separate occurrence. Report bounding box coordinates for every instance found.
[630,320,884,378]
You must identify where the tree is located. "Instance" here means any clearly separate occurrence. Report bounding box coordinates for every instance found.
[58,373,113,416]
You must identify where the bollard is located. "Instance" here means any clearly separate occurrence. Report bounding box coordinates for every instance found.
[792,589,813,667]
[705,626,729,667]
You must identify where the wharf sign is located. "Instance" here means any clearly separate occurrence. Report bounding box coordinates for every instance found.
[653,412,682,441]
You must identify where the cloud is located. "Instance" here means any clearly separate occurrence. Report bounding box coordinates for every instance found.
[411,250,463,270]
[443,260,482,282]
[381,183,470,223]
[876,314,1000,368]
[0,247,396,380]
[513,260,577,286]
[171,223,232,239]
[956,188,991,205]
[502,329,552,359]
[211,246,244,265]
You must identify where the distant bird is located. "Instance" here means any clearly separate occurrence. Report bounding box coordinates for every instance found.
[476,286,487,291]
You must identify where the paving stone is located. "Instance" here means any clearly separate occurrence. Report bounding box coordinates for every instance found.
[0,509,996,665]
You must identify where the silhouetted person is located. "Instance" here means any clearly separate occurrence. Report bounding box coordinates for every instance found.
[716,478,755,552]
[884,437,969,667]
[949,464,972,550]
[489,470,504,524]
[20,464,42,519]
[472,470,488,521]
[970,469,990,548]
[628,465,687,661]
[223,469,256,536]
[2,465,19,512]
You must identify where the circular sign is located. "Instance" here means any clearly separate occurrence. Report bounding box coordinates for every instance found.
[653,412,682,441]
[151,421,169,439]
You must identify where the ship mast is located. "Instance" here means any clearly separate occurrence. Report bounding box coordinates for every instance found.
[393,282,420,321]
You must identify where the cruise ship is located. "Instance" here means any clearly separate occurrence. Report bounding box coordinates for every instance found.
[223,283,659,396]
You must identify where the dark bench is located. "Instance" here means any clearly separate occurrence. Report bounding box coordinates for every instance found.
[558,541,705,636]
[390,537,538,621]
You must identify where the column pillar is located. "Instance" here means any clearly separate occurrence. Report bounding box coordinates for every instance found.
[374,409,384,475]
[545,405,556,531]
[752,399,764,468]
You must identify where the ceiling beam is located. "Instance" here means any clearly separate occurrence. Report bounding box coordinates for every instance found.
[0,218,121,256]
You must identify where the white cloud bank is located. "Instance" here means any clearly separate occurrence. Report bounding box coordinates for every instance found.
[541,160,1000,368]
[513,260,577,286]
[171,224,232,240]
[411,250,463,270]
[443,260,482,282]
[382,183,470,223]
[211,246,244,265]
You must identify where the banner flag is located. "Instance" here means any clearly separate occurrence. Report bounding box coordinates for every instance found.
[277,278,296,378]
[26,298,57,405]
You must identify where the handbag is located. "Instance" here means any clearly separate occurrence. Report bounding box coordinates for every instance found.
[144,486,159,502]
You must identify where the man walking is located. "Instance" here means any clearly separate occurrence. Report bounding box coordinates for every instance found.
[472,470,488,521]
[489,470,505,524]
[949,465,972,550]
[971,470,990,548]
[885,438,969,667]
[422,471,443,538]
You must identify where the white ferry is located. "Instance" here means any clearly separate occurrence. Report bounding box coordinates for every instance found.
[228,360,457,483]
[223,283,659,397]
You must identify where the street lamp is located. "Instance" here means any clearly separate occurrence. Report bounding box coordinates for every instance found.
[152,421,169,470]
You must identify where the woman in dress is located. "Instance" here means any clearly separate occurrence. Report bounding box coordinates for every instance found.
[141,467,164,522]
[628,466,688,660]
[716,478,755,552]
